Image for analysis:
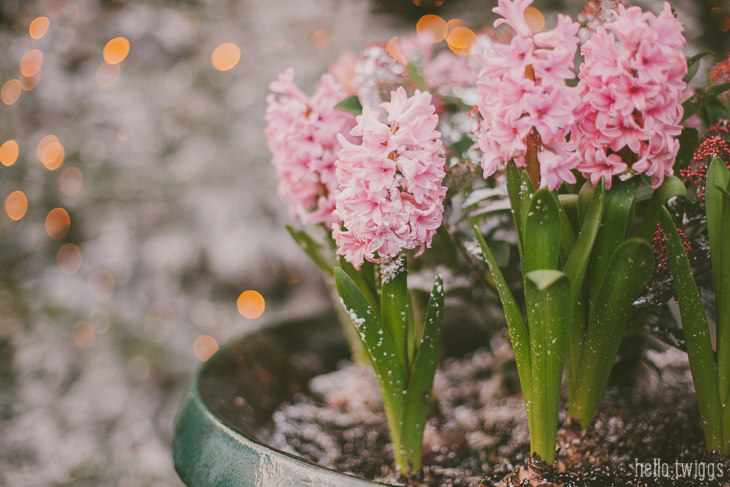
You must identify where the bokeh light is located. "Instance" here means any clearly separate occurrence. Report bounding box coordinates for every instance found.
[37,135,65,170]
[417,15,446,43]
[310,29,330,54]
[2,80,22,105]
[21,71,41,91]
[524,7,545,33]
[46,0,68,17]
[446,26,476,56]
[193,335,218,361]
[57,243,82,275]
[211,42,240,71]
[20,50,43,77]
[89,269,115,301]
[29,17,49,39]
[96,62,121,88]
[103,37,130,65]
[72,321,95,348]
[45,208,71,239]
[237,290,265,319]
[14,9,35,33]
[712,8,730,32]
[385,36,407,64]
[0,140,19,167]
[59,167,83,196]
[5,191,28,221]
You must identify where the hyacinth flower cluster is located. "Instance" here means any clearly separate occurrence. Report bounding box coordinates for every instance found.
[266,0,730,475]
[471,0,692,464]
[476,0,582,191]
[265,68,356,227]
[577,3,687,189]
[332,87,447,269]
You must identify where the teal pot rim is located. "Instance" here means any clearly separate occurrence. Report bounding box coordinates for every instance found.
[172,316,378,487]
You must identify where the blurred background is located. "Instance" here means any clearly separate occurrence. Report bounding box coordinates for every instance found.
[0,0,727,486]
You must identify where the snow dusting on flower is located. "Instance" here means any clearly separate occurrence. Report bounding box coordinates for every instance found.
[576,2,687,189]
[265,68,357,226]
[475,0,582,191]
[332,88,447,269]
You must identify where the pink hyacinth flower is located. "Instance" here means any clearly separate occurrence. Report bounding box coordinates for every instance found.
[333,87,447,269]
[475,0,582,191]
[576,2,687,189]
[265,68,357,226]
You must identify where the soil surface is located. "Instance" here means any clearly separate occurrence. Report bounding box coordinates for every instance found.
[251,340,730,486]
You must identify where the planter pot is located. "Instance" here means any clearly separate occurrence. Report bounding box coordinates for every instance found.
[172,313,378,486]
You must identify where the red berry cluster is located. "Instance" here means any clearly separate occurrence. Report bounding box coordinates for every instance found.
[680,120,730,201]
[646,222,692,295]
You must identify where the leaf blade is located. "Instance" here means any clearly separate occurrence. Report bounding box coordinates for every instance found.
[401,275,444,472]
[660,208,723,453]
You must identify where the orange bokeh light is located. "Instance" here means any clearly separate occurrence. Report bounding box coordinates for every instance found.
[417,15,446,43]
[0,140,19,167]
[21,71,41,91]
[524,7,545,33]
[37,135,65,170]
[193,335,219,361]
[385,36,407,65]
[103,37,130,65]
[5,191,28,221]
[45,207,70,239]
[96,62,121,88]
[211,42,240,71]
[57,243,82,275]
[237,290,265,319]
[59,167,83,196]
[20,50,43,77]
[2,80,22,105]
[29,17,49,39]
[446,26,477,56]
[72,321,95,348]
[89,268,115,301]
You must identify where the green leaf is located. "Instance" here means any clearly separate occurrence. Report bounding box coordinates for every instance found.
[707,158,730,405]
[406,62,426,91]
[675,127,700,174]
[570,239,654,427]
[684,51,713,84]
[449,136,476,160]
[285,225,335,276]
[682,82,730,122]
[473,226,532,400]
[401,275,444,472]
[637,176,688,243]
[520,171,535,245]
[586,176,640,310]
[715,185,730,424]
[381,256,410,369]
[559,194,580,237]
[554,192,576,256]
[563,181,605,308]
[339,257,381,319]
[704,96,730,125]
[334,268,407,459]
[334,95,363,115]
[506,161,525,259]
[660,208,723,453]
[577,180,596,227]
[524,269,571,463]
[523,188,561,274]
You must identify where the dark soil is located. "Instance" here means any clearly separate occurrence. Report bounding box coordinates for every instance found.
[200,316,730,486]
